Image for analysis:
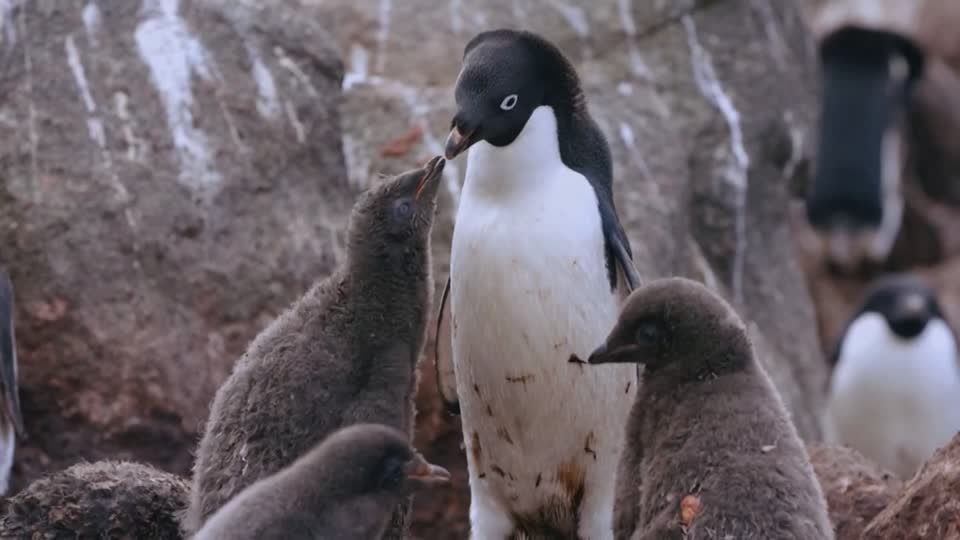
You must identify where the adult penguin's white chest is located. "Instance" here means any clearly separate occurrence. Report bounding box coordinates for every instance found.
[449,106,636,522]
[825,313,960,479]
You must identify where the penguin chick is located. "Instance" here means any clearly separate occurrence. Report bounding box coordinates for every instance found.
[0,270,24,496]
[824,273,960,479]
[193,423,450,540]
[183,157,446,537]
[581,277,834,540]
[0,460,188,540]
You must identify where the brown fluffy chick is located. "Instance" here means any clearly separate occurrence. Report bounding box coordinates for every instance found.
[193,423,449,540]
[183,157,446,537]
[0,460,188,539]
[578,277,834,540]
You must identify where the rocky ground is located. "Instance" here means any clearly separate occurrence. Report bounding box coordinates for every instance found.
[0,0,956,538]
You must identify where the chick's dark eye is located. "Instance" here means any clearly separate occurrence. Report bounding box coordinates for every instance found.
[635,322,661,344]
[378,456,406,489]
[393,199,414,219]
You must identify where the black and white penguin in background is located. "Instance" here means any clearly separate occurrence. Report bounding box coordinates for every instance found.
[824,274,960,479]
[434,29,642,539]
[0,270,24,495]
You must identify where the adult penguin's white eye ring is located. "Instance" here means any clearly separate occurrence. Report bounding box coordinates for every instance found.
[500,94,518,111]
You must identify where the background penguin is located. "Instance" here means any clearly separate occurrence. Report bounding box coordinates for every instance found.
[805,24,924,273]
[804,0,960,273]
[579,277,833,540]
[433,29,642,539]
[0,460,188,540]
[193,423,450,540]
[824,273,960,479]
[183,157,446,537]
[0,269,25,496]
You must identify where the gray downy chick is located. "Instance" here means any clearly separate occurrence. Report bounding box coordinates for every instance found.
[577,277,834,540]
[193,423,450,540]
[183,157,446,537]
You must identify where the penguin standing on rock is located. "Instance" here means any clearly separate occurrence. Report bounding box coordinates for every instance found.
[193,424,450,540]
[434,29,642,539]
[0,270,25,496]
[183,157,446,538]
[824,274,960,479]
[578,277,833,540]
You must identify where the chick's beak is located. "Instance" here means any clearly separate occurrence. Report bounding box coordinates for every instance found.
[414,156,446,200]
[404,452,451,487]
[586,343,609,364]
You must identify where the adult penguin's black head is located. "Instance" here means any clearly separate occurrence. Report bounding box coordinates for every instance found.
[445,29,583,159]
[806,26,925,274]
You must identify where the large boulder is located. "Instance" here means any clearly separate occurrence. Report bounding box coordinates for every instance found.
[808,444,903,540]
[313,0,828,536]
[0,460,188,539]
[862,433,960,538]
[0,0,351,493]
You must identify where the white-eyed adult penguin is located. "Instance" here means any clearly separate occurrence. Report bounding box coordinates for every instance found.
[824,274,960,479]
[578,277,833,540]
[183,157,446,537]
[434,29,642,539]
[805,0,960,273]
[193,424,450,540]
[0,270,24,496]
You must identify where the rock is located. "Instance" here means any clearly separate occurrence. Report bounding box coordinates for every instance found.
[862,433,960,539]
[310,0,829,535]
[0,460,188,539]
[0,0,351,493]
[808,444,903,540]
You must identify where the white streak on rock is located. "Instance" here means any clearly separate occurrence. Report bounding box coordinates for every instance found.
[753,0,787,71]
[618,122,635,149]
[780,110,805,182]
[135,0,221,192]
[65,36,97,114]
[15,2,36,197]
[247,43,280,119]
[449,0,463,34]
[617,81,633,96]
[114,91,145,162]
[274,46,318,97]
[284,100,306,144]
[375,0,392,73]
[341,133,369,189]
[0,0,19,49]
[615,117,652,180]
[66,34,128,201]
[617,0,652,80]
[342,44,369,91]
[683,15,749,304]
[618,0,636,34]
[82,2,101,43]
[549,1,589,37]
